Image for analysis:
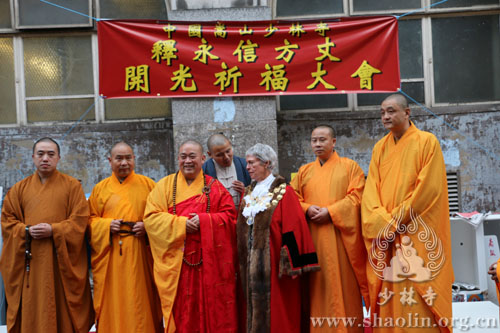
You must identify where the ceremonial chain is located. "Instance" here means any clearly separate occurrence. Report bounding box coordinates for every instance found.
[172,171,212,266]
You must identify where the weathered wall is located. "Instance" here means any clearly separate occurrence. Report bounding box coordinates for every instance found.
[0,120,175,195]
[277,104,500,212]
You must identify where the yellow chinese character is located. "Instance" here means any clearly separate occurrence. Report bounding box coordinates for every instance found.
[351,60,382,90]
[163,24,176,38]
[264,23,278,38]
[125,65,150,93]
[399,287,418,306]
[151,40,178,66]
[315,37,341,62]
[214,62,242,93]
[239,24,253,35]
[214,22,227,39]
[259,64,288,91]
[289,22,306,37]
[170,64,197,92]
[188,24,202,38]
[232,40,259,63]
[275,39,299,63]
[377,288,395,306]
[422,287,437,306]
[307,62,336,90]
[315,21,330,37]
[193,38,220,64]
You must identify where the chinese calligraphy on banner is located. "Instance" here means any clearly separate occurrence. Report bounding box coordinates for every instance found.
[97,16,400,98]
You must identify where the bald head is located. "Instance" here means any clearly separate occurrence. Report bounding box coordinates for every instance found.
[179,140,204,154]
[207,134,231,152]
[108,141,135,181]
[382,94,408,110]
[313,125,335,139]
[110,141,134,157]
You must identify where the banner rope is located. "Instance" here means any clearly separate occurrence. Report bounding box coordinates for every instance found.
[39,0,100,21]
[399,89,500,163]
[396,0,450,19]
[61,99,98,140]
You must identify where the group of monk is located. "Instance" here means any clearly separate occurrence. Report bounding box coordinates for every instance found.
[0,93,455,333]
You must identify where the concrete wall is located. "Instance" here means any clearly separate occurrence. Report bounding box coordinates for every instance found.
[0,120,174,195]
[277,104,500,212]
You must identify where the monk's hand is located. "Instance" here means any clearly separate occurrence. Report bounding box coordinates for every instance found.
[186,213,200,234]
[310,207,331,224]
[232,180,245,194]
[132,221,146,237]
[110,219,123,234]
[488,262,498,282]
[29,223,53,239]
[306,205,322,220]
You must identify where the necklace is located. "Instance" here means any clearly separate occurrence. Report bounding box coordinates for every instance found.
[172,171,211,266]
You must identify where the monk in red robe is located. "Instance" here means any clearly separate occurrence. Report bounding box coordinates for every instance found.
[0,137,94,333]
[237,143,320,333]
[144,140,238,333]
[88,142,162,332]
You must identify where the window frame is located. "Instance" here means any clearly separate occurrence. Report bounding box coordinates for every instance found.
[13,0,94,30]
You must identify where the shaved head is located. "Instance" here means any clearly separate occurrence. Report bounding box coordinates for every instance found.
[179,140,204,154]
[207,134,231,152]
[313,125,335,138]
[383,94,408,110]
[33,137,60,156]
[110,141,134,157]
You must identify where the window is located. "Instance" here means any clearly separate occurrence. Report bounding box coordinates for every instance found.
[0,38,16,124]
[430,0,499,8]
[105,98,171,120]
[0,0,12,30]
[15,0,92,29]
[23,36,95,123]
[432,15,500,104]
[352,0,420,13]
[276,0,343,17]
[99,0,168,20]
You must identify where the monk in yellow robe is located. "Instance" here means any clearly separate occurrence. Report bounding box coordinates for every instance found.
[487,260,500,303]
[88,142,162,332]
[291,125,369,332]
[0,137,94,333]
[144,140,238,333]
[361,95,454,332]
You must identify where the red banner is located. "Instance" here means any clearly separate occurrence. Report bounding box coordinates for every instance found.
[98,17,400,98]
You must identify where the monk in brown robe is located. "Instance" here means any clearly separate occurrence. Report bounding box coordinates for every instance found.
[0,137,94,333]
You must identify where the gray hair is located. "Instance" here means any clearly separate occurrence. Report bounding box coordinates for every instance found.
[245,143,278,176]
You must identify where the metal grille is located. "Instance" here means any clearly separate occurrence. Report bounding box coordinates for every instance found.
[24,36,94,97]
[447,171,460,213]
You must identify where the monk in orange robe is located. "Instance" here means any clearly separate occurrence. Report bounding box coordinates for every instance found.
[0,137,94,333]
[88,142,162,332]
[361,95,454,332]
[487,260,500,302]
[291,125,369,332]
[144,140,238,333]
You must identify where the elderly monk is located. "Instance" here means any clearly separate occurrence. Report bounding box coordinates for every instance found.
[0,137,94,333]
[144,140,238,332]
[291,125,368,332]
[237,143,319,333]
[88,142,162,332]
[202,133,251,210]
[361,94,454,332]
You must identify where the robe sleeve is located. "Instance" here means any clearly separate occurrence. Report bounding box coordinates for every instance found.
[290,166,313,214]
[326,161,370,305]
[197,180,238,331]
[143,178,187,332]
[50,180,91,310]
[362,135,447,240]
[87,184,113,318]
[278,186,319,277]
[0,185,28,321]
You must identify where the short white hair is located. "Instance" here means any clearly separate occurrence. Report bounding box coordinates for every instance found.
[245,143,278,175]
